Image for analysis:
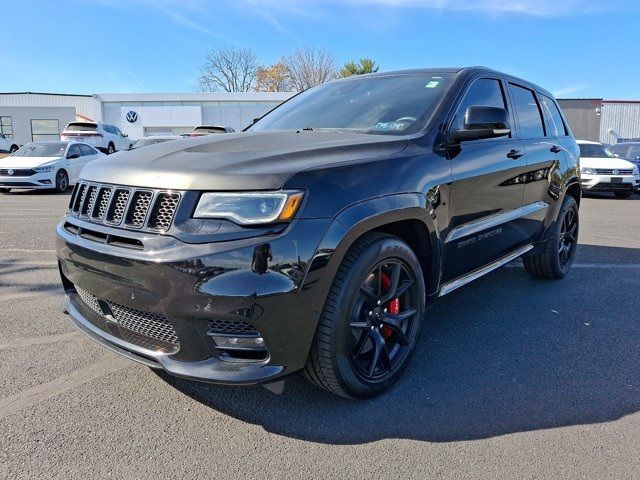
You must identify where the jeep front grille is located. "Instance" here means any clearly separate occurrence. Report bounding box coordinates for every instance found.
[69,181,182,232]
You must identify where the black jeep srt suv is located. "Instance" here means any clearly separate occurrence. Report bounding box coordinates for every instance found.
[57,67,580,399]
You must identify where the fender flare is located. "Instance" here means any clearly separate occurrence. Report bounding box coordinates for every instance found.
[305,193,443,306]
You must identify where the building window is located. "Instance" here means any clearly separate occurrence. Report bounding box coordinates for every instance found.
[0,116,13,139]
[31,119,60,142]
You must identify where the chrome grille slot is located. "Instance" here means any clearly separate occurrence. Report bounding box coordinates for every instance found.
[81,185,98,217]
[73,184,87,213]
[125,191,153,228]
[92,187,113,221]
[147,192,180,231]
[106,188,130,225]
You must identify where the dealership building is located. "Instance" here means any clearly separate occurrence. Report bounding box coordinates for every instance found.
[0,91,294,146]
[1,91,640,146]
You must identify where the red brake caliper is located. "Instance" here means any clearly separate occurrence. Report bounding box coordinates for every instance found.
[380,272,400,339]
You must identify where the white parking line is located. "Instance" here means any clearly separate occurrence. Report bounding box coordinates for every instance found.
[0,332,79,350]
[0,249,56,253]
[0,358,129,420]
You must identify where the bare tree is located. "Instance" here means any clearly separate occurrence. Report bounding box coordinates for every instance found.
[282,47,337,91]
[198,47,260,92]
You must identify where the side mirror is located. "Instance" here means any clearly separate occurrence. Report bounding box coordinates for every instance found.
[123,133,128,137]
[67,153,80,159]
[451,106,511,143]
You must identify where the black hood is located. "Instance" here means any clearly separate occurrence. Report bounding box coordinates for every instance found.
[80,130,409,190]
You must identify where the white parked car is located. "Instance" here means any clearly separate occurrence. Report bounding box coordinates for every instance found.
[61,122,132,154]
[0,141,104,193]
[0,133,19,153]
[578,140,640,199]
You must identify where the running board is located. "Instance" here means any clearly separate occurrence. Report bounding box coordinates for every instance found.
[439,244,534,297]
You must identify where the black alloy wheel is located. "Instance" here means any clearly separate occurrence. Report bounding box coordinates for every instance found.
[304,232,426,398]
[350,260,419,381]
[558,203,578,269]
[523,195,579,279]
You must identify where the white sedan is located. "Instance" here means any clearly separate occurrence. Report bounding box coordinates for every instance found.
[578,140,640,199]
[0,141,104,194]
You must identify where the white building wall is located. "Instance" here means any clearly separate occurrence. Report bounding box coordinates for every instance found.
[0,93,95,120]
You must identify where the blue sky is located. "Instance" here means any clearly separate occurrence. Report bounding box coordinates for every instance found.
[3,0,640,98]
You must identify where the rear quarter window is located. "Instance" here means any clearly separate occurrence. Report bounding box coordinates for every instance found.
[540,95,567,137]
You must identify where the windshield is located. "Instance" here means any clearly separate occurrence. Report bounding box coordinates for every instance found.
[12,142,67,157]
[249,73,455,136]
[132,138,175,149]
[65,123,97,132]
[579,144,615,158]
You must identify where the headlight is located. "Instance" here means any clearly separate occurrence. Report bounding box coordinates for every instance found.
[194,191,304,225]
[33,166,55,172]
[580,167,597,175]
[633,166,639,176]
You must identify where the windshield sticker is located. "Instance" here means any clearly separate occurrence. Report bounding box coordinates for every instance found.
[375,122,405,130]
[425,81,440,88]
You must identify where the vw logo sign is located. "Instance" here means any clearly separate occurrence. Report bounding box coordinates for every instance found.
[7,169,14,176]
[125,111,138,123]
[613,169,619,175]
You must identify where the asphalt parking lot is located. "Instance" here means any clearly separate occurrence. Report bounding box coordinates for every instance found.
[1,190,639,479]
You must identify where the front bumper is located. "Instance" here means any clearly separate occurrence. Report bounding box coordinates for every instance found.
[0,172,55,189]
[56,215,333,384]
[580,174,638,192]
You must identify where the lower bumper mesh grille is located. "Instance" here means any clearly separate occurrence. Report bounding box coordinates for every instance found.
[74,287,179,351]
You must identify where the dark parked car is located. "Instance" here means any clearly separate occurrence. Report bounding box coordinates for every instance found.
[609,142,640,191]
[57,67,581,399]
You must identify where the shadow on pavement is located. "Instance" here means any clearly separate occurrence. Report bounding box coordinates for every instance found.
[157,243,640,444]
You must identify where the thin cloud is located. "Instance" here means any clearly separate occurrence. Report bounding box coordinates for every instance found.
[235,0,630,17]
[552,84,592,98]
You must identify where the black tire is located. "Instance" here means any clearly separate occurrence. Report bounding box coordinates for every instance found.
[107,143,115,154]
[54,170,69,193]
[614,191,633,199]
[0,188,10,194]
[9,145,18,154]
[304,232,426,399]
[523,195,579,279]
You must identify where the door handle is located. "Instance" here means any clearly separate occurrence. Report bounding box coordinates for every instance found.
[550,145,562,153]
[506,149,524,159]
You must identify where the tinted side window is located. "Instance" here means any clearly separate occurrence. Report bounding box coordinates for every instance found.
[540,95,567,136]
[510,84,545,138]
[609,145,630,157]
[453,78,508,133]
[79,144,94,156]
[67,145,81,157]
[628,146,640,160]
[113,126,123,136]
[103,125,113,134]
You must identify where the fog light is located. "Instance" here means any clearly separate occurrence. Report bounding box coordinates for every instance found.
[39,179,52,185]
[208,334,266,351]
